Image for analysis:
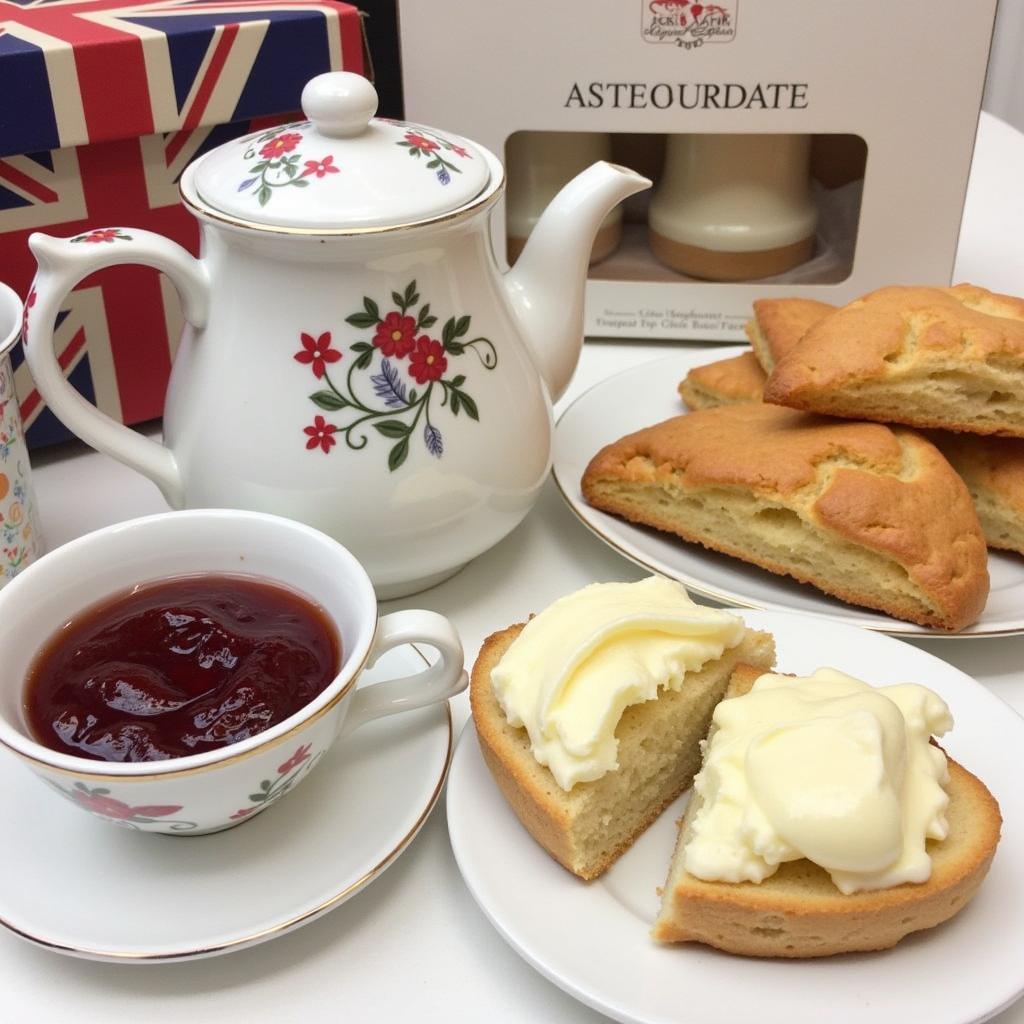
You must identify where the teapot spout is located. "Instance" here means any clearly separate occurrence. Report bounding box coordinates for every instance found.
[502,161,650,403]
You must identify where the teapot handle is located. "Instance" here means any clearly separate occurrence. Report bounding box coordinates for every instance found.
[24,229,209,508]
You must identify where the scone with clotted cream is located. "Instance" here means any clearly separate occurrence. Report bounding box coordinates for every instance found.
[470,577,775,880]
[654,664,1001,956]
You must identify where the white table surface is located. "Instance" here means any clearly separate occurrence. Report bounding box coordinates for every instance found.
[8,111,1024,1023]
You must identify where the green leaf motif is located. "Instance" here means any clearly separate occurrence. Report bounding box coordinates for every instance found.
[420,315,438,329]
[257,184,272,206]
[345,313,376,329]
[260,780,272,791]
[293,178,310,188]
[451,374,466,387]
[310,390,348,411]
[249,792,267,803]
[355,349,373,370]
[350,340,373,352]
[391,290,405,308]
[444,340,465,355]
[454,315,471,338]
[374,420,410,438]
[404,280,418,305]
[363,297,380,320]
[460,392,480,421]
[441,317,455,345]
[388,436,409,471]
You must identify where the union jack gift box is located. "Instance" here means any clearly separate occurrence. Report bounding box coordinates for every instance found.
[0,0,365,448]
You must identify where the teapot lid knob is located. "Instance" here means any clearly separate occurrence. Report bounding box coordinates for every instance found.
[301,72,378,139]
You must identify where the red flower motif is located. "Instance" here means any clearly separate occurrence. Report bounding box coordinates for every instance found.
[450,144,471,159]
[404,131,439,154]
[278,743,312,775]
[72,790,182,820]
[21,286,35,345]
[260,132,303,159]
[407,336,448,384]
[80,228,120,243]
[301,155,339,179]
[229,806,259,820]
[294,331,341,379]
[373,312,417,358]
[304,415,337,453]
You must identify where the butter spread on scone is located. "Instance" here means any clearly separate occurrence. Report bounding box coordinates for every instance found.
[685,668,952,894]
[490,576,744,791]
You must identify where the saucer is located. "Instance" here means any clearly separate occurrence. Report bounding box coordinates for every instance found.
[0,645,452,963]
[448,611,1024,1024]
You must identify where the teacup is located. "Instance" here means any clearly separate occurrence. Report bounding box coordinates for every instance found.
[0,509,467,835]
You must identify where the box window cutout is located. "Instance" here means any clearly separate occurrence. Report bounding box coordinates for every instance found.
[504,131,866,286]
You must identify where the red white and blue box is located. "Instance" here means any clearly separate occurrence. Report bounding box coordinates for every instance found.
[0,0,365,448]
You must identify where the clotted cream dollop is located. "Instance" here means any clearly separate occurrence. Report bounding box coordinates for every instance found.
[490,577,745,791]
[683,668,953,894]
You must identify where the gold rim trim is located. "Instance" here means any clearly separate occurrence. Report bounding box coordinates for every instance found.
[179,170,505,238]
[0,622,379,782]
[552,364,1024,640]
[0,660,453,962]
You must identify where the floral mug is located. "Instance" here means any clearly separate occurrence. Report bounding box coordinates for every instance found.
[0,282,43,587]
[0,509,466,834]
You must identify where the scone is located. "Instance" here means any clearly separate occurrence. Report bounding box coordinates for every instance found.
[746,297,837,372]
[763,284,1024,437]
[581,404,990,630]
[653,664,1002,957]
[471,579,775,880]
[931,432,1024,555]
[679,298,837,410]
[677,352,766,410]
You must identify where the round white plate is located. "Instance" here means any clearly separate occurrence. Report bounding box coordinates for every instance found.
[0,645,452,963]
[553,349,1024,637]
[447,610,1024,1024]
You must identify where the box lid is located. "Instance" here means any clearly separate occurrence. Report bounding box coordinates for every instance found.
[0,0,365,159]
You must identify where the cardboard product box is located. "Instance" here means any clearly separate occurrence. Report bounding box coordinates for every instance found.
[0,0,365,449]
[399,0,997,341]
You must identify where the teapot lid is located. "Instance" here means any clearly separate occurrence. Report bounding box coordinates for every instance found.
[192,73,490,230]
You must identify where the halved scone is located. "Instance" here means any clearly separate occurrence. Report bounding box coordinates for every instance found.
[581,404,989,630]
[471,621,775,880]
[653,664,1002,957]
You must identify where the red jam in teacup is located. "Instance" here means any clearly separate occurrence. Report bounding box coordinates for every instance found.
[23,574,340,762]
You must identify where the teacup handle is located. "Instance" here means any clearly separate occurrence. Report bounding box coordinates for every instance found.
[340,610,467,737]
[24,229,209,509]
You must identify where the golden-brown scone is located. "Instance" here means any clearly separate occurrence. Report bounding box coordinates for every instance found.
[745,298,837,372]
[678,353,766,410]
[763,284,1024,437]
[471,622,776,881]
[653,664,1002,957]
[930,432,1024,555]
[581,404,989,630]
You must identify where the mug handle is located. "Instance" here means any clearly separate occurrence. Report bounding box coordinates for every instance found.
[24,229,210,508]
[340,610,467,738]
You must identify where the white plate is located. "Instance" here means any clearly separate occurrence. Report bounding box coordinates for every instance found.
[447,610,1024,1024]
[0,645,452,963]
[553,350,1024,637]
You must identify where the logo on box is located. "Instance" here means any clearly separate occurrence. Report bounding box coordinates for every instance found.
[642,1,737,48]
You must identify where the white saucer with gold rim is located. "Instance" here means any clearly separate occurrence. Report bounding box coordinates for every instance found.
[0,645,451,962]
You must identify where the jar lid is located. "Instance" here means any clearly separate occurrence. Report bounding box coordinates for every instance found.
[192,73,490,231]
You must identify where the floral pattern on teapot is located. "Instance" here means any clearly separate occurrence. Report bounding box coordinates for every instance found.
[395,126,473,186]
[295,280,497,471]
[237,124,339,207]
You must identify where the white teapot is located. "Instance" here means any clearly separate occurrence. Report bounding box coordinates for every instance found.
[24,74,649,597]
